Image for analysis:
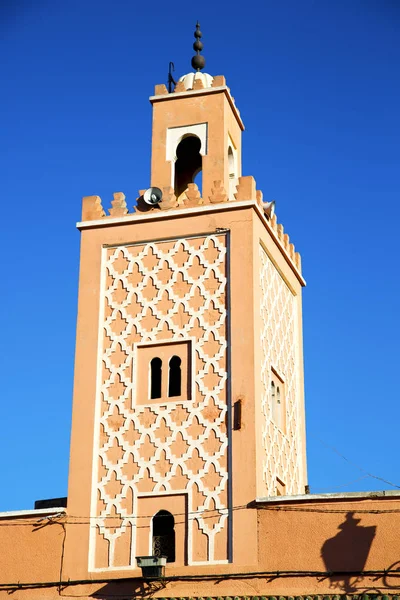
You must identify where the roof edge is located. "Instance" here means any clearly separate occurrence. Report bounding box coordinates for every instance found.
[256,489,400,504]
[0,506,67,520]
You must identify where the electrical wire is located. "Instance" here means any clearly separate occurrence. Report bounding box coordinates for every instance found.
[310,433,400,490]
[2,502,400,594]
[311,474,370,491]
[2,568,400,592]
[3,500,400,529]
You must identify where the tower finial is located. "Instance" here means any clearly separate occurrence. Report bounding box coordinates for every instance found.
[191,21,205,72]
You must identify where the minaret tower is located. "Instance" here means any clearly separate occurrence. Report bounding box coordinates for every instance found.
[64,25,307,578]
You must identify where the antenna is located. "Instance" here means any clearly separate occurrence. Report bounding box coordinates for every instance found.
[168,62,176,93]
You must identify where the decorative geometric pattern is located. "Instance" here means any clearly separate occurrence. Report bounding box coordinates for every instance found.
[90,234,229,569]
[259,245,304,496]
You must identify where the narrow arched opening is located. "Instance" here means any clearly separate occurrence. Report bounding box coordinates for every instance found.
[150,357,162,399]
[228,146,235,177]
[152,510,175,562]
[271,380,276,423]
[276,385,282,428]
[168,355,182,397]
[174,135,202,199]
[228,145,236,199]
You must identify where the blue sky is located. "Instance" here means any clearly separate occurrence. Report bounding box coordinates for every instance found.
[1,0,399,511]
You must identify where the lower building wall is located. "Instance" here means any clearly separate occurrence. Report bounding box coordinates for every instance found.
[256,495,400,595]
[0,511,65,598]
[1,496,400,598]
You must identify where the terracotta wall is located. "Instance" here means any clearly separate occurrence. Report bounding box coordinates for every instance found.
[2,496,400,598]
[0,511,65,599]
[257,495,400,595]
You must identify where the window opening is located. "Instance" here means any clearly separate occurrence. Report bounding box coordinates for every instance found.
[271,368,286,432]
[233,398,242,430]
[228,146,235,177]
[228,145,237,199]
[276,385,282,429]
[150,357,162,399]
[174,135,202,199]
[276,477,286,496]
[152,510,176,562]
[271,380,275,421]
[168,355,182,397]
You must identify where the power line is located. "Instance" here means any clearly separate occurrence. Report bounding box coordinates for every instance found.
[3,500,400,528]
[311,474,370,491]
[310,433,400,490]
[2,568,400,593]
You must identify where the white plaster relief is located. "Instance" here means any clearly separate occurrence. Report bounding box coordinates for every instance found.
[259,244,304,496]
[166,123,208,161]
[90,234,229,570]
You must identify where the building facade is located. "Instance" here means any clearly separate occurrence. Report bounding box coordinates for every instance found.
[1,36,400,600]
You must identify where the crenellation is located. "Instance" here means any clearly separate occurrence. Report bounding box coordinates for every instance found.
[212,75,226,87]
[81,195,105,221]
[154,83,168,96]
[79,183,302,273]
[109,192,128,217]
[182,183,203,207]
[159,186,179,210]
[154,74,230,96]
[234,176,257,202]
[174,80,186,93]
[79,186,302,273]
[209,180,228,204]
[258,218,301,273]
[283,233,290,250]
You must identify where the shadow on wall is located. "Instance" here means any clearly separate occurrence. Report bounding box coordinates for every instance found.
[91,579,165,599]
[321,511,376,593]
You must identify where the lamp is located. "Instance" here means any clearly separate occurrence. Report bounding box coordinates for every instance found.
[136,556,167,578]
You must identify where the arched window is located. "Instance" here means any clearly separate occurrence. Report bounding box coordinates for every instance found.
[271,368,286,432]
[276,385,282,429]
[152,510,175,563]
[174,135,202,199]
[168,355,182,397]
[228,145,237,200]
[150,357,162,399]
[271,380,278,423]
[228,146,235,177]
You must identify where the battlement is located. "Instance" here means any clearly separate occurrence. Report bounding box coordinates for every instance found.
[155,74,227,95]
[80,175,302,275]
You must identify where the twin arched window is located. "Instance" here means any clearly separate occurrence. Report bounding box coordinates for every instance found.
[150,355,181,400]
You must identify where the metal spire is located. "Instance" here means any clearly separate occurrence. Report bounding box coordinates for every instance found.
[191,21,205,72]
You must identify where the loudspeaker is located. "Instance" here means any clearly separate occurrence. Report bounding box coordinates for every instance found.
[263,200,276,220]
[143,187,163,205]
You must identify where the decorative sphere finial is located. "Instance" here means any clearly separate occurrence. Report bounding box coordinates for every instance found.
[191,21,205,72]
